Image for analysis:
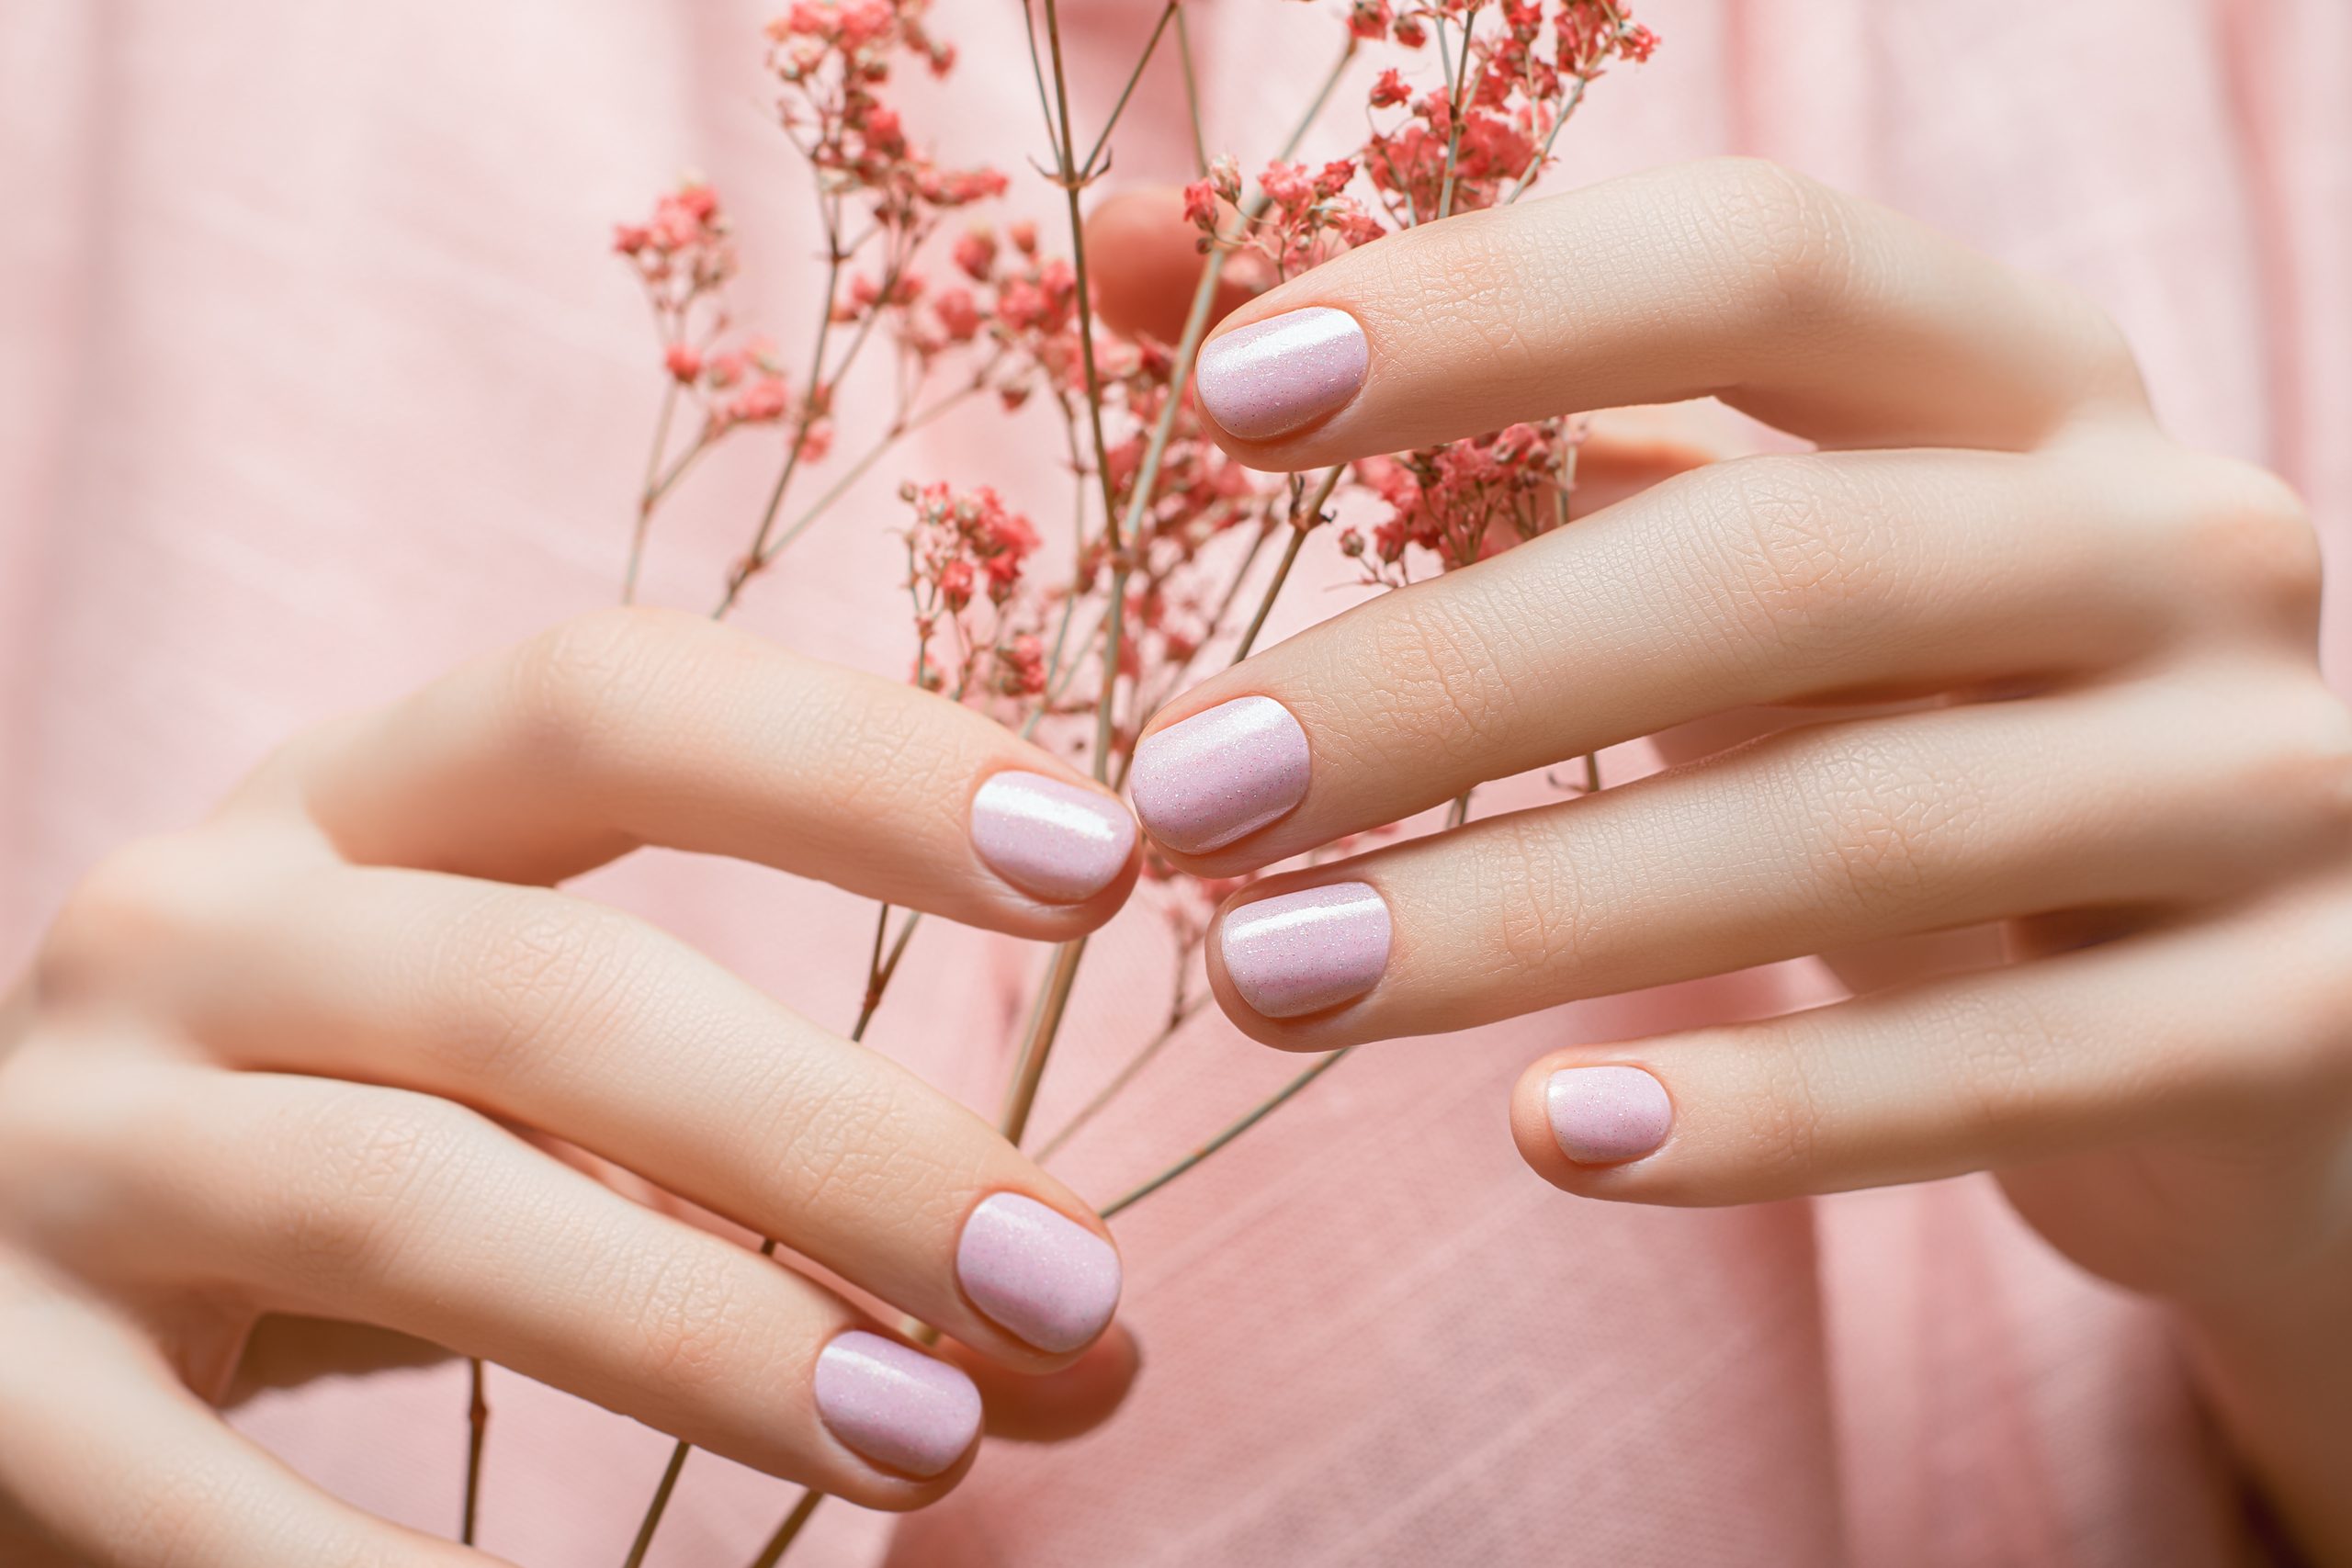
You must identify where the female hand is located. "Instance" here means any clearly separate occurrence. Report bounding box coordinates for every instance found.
[0,607,1140,1565]
[1138,160,2352,1552]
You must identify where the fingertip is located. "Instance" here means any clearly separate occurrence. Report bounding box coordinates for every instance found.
[1086,186,1259,343]
[1511,1056,1675,1192]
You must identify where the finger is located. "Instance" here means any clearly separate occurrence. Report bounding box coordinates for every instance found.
[113,863,1125,1370]
[1189,157,2149,462]
[1198,671,2346,1043]
[0,1263,498,1567]
[49,1069,991,1505]
[254,607,1137,936]
[1129,443,2307,869]
[1501,882,2352,1228]
[943,1322,1143,1444]
[1085,186,1260,344]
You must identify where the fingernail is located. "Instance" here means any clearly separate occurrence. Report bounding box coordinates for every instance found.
[1129,695,1310,855]
[1545,1066,1672,1165]
[1194,306,1369,441]
[970,772,1136,904]
[1218,880,1391,1019]
[956,1193,1122,1353]
[813,1331,981,1479]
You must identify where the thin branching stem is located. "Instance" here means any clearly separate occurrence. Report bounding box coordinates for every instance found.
[746,1490,828,1568]
[461,1358,488,1545]
[1435,5,1483,221]
[1101,1049,1355,1218]
[1080,2,1181,180]
[1175,6,1211,177]
[622,380,683,604]
[1035,994,1208,1161]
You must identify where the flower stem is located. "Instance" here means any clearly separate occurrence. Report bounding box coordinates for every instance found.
[745,1490,827,1568]
[1079,2,1181,180]
[1231,465,1341,665]
[622,898,917,1567]
[1101,1048,1355,1219]
[460,1357,488,1545]
[1435,5,1483,222]
[1175,6,1210,177]
[1035,993,1207,1161]
[622,380,683,604]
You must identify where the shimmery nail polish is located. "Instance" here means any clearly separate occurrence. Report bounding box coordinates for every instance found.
[812,1331,982,1479]
[956,1193,1122,1353]
[1129,695,1311,855]
[1194,307,1370,441]
[970,772,1136,904]
[1218,881,1391,1019]
[1545,1066,1672,1165]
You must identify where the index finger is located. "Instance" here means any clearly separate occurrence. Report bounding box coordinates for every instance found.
[1191,158,2147,461]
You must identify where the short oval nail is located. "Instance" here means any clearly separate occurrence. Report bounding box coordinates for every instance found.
[956,1192,1122,1353]
[1218,880,1391,1019]
[1545,1066,1672,1165]
[812,1330,982,1479]
[1129,695,1311,855]
[970,772,1136,903]
[1194,306,1369,441]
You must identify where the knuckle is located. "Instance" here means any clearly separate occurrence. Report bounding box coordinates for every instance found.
[1740,1028,1830,1182]
[1790,728,1985,916]
[1687,157,1857,325]
[273,1087,488,1292]
[748,1055,968,1229]
[1320,590,1526,773]
[1697,456,1892,665]
[616,1243,761,1394]
[2177,457,2324,625]
[1476,814,1589,980]
[38,833,223,998]
[415,888,657,1083]
[503,605,712,774]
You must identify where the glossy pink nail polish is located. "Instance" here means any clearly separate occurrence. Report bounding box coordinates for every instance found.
[1129,695,1311,855]
[1218,881,1391,1019]
[1545,1066,1672,1165]
[1194,307,1370,441]
[956,1193,1122,1353]
[970,772,1136,904]
[813,1331,981,1479]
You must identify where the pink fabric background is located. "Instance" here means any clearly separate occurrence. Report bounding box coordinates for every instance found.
[4,1,2347,1563]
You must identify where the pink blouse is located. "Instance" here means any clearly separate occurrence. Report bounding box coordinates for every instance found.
[3,1,2346,1562]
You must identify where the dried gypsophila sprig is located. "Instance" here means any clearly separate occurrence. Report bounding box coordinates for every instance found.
[574,6,1656,1565]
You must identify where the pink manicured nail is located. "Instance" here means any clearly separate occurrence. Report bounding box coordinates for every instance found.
[812,1330,981,1479]
[1545,1066,1672,1165]
[1218,881,1391,1019]
[956,1192,1122,1353]
[1129,695,1311,855]
[1194,307,1370,441]
[970,772,1136,904]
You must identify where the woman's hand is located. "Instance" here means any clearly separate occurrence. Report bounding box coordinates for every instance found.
[0,607,1141,1565]
[1139,160,2352,1551]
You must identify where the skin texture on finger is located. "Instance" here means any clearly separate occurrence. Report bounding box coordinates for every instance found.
[1190,157,2149,468]
[36,1069,986,1506]
[102,866,1122,1371]
[1500,881,2352,1233]
[0,1265,503,1568]
[250,606,1136,936]
[1135,444,2205,874]
[1200,669,2352,1046]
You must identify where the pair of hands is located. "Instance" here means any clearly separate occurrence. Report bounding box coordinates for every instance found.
[6,160,2349,1565]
